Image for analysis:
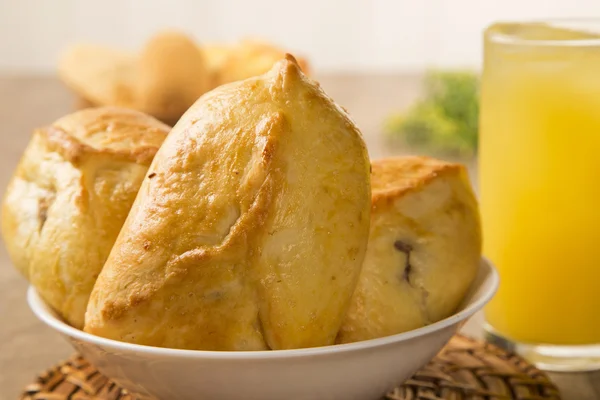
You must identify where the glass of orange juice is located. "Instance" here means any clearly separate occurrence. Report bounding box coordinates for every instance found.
[480,19,600,371]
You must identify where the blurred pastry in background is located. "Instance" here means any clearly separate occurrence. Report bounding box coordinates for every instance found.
[58,31,309,126]
[210,39,310,85]
[201,43,233,77]
[58,44,136,111]
[59,31,210,126]
[135,31,211,124]
[337,156,481,344]
[1,107,170,329]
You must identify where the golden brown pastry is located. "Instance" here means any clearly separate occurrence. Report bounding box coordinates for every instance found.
[135,31,212,125]
[58,31,210,125]
[217,39,310,84]
[200,43,234,85]
[59,32,309,125]
[337,156,481,344]
[84,56,371,351]
[58,44,136,110]
[1,107,169,329]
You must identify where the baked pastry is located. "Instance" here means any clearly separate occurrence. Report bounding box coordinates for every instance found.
[337,156,481,343]
[1,107,170,329]
[84,55,371,351]
[135,31,212,125]
[200,43,233,83]
[217,39,310,84]
[58,44,135,109]
[59,32,309,125]
[59,31,211,125]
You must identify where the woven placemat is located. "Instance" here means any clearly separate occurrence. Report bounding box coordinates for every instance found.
[20,335,561,400]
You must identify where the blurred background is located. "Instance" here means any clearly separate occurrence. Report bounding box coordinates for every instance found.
[1,0,600,167]
[1,0,600,73]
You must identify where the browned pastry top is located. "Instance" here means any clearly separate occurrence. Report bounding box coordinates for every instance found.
[371,156,466,205]
[42,106,170,165]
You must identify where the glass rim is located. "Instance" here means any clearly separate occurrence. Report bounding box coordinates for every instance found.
[486,18,600,47]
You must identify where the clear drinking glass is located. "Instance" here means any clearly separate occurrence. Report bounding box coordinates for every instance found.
[479,19,600,371]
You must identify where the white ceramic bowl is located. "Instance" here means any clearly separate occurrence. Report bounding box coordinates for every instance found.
[28,258,498,400]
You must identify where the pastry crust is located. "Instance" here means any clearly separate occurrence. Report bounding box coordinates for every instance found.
[58,32,211,125]
[135,31,212,125]
[1,107,169,328]
[200,43,234,86]
[84,56,370,351]
[58,34,309,126]
[58,44,136,110]
[337,156,481,343]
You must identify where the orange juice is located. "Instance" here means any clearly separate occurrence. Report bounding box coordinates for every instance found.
[480,22,600,345]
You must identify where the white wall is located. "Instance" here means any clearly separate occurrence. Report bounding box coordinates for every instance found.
[1,0,600,73]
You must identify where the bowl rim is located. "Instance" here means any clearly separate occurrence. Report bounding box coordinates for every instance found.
[28,258,498,359]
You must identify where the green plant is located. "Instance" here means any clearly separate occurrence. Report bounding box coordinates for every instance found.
[385,70,480,157]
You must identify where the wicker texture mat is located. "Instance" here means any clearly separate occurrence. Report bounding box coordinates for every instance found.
[20,335,561,400]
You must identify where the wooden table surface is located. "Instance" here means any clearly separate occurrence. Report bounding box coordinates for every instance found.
[0,74,598,400]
